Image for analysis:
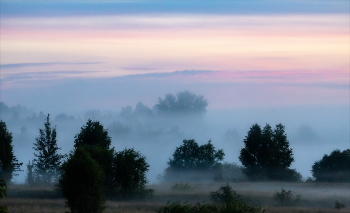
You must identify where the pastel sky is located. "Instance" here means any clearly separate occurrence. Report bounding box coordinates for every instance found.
[0,0,349,110]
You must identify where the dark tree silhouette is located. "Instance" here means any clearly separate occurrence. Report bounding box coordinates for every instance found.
[155,91,208,115]
[312,149,350,182]
[59,147,105,213]
[165,139,224,181]
[239,123,301,181]
[25,161,35,186]
[0,120,22,184]
[71,120,151,199]
[33,114,64,185]
[112,148,150,199]
[168,139,224,170]
[74,119,111,148]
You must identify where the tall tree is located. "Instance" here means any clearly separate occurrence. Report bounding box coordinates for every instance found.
[33,114,64,185]
[239,123,301,181]
[0,120,22,184]
[74,119,111,148]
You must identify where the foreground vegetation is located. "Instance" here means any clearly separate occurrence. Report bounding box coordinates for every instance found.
[2,182,349,213]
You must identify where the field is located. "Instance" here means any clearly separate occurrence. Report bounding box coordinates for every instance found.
[2,182,350,213]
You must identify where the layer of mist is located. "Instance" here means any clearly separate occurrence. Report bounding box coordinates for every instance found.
[1,101,349,184]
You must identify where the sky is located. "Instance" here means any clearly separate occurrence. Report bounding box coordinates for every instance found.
[1,0,349,111]
[0,0,349,183]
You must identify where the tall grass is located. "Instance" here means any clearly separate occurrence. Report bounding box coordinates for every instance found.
[2,182,350,213]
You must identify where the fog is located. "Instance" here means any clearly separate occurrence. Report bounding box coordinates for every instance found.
[1,96,348,184]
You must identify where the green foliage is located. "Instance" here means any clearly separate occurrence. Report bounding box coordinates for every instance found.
[157,184,264,213]
[311,149,350,182]
[112,148,151,199]
[210,184,241,204]
[0,179,7,213]
[335,200,345,209]
[33,114,64,185]
[171,183,195,191]
[0,120,22,184]
[239,123,301,181]
[74,119,111,148]
[58,147,106,213]
[168,139,224,170]
[165,139,224,181]
[155,91,208,115]
[66,120,151,200]
[273,188,301,206]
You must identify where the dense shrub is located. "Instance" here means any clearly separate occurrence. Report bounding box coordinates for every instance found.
[171,183,195,191]
[157,184,264,213]
[273,188,301,206]
[335,200,345,209]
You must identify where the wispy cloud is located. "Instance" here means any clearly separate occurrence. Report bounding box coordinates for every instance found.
[121,67,159,71]
[0,62,103,69]
[2,71,103,81]
[112,70,349,88]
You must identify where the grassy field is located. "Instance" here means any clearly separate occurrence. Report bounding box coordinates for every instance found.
[2,182,350,213]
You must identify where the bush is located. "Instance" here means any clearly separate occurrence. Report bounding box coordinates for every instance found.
[335,200,345,209]
[273,188,301,206]
[171,183,195,191]
[157,184,264,213]
[58,147,106,213]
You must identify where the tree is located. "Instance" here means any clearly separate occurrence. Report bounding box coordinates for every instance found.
[74,119,111,148]
[112,148,150,199]
[74,120,115,193]
[155,91,208,115]
[72,120,151,199]
[165,139,224,181]
[78,145,115,194]
[58,147,105,213]
[311,149,350,182]
[239,123,301,181]
[0,120,22,184]
[25,161,36,186]
[33,114,64,185]
[168,139,224,170]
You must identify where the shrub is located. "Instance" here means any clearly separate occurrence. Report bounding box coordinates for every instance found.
[335,200,345,209]
[157,184,264,213]
[171,183,194,191]
[273,188,301,206]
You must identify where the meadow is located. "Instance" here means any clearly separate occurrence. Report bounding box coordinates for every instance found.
[2,182,350,213]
